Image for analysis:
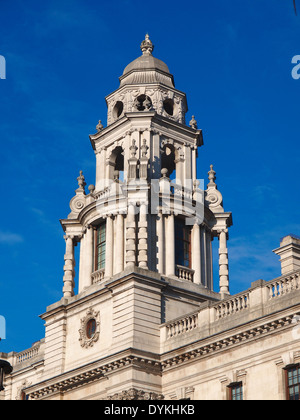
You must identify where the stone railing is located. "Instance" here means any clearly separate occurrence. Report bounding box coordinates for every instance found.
[16,346,40,364]
[166,313,199,339]
[171,183,194,201]
[12,339,45,367]
[91,268,105,284]
[266,272,300,299]
[162,270,300,342]
[214,291,250,320]
[176,265,194,282]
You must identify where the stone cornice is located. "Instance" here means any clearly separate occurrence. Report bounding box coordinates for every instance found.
[160,310,300,372]
[25,350,161,400]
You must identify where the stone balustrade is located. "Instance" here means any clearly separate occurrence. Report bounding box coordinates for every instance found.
[176,265,195,282]
[16,345,41,364]
[214,291,250,320]
[161,270,300,343]
[91,268,105,284]
[266,272,300,299]
[166,313,198,339]
[2,339,45,371]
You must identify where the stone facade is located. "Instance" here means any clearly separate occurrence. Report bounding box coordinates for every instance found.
[1,36,300,401]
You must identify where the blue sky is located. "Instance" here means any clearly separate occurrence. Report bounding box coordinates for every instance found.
[0,0,299,353]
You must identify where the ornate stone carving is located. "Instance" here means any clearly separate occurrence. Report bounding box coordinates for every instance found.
[205,165,224,211]
[189,115,198,129]
[78,307,100,348]
[107,388,164,400]
[96,120,103,132]
[15,380,32,400]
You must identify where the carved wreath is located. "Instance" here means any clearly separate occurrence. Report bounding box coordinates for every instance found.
[78,307,100,348]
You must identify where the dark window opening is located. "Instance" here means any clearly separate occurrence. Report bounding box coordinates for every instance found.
[175,218,191,268]
[134,94,152,111]
[163,98,174,116]
[113,101,124,119]
[110,146,124,181]
[161,145,176,178]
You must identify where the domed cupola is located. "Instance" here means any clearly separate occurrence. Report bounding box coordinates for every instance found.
[119,34,175,88]
[105,34,187,126]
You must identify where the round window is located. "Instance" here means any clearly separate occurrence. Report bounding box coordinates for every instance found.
[86,318,96,339]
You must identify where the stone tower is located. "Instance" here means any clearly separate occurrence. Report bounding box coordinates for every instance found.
[3,36,300,402]
[32,35,232,398]
[60,34,232,301]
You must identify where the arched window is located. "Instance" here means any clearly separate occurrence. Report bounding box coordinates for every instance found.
[161,144,176,179]
[108,146,124,181]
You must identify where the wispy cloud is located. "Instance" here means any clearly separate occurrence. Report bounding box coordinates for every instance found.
[0,231,24,245]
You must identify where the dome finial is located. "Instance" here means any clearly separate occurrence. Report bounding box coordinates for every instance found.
[140,33,154,55]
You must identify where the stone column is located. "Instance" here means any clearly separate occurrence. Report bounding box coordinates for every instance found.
[200,225,207,287]
[206,230,213,290]
[157,210,164,274]
[78,233,86,293]
[105,215,114,278]
[138,202,148,268]
[63,235,75,298]
[218,229,230,296]
[165,213,175,277]
[192,146,197,182]
[85,225,94,285]
[192,223,201,284]
[125,205,136,269]
[115,213,124,273]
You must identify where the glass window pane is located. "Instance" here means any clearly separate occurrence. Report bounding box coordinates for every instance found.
[96,223,106,271]
[229,383,243,400]
[287,366,300,400]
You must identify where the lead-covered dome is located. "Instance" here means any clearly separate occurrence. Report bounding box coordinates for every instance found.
[119,34,175,88]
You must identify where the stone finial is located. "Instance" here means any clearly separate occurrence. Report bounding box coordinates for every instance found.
[161,168,169,178]
[140,33,154,55]
[77,170,86,192]
[96,120,103,132]
[88,184,95,194]
[189,115,198,129]
[208,164,216,185]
